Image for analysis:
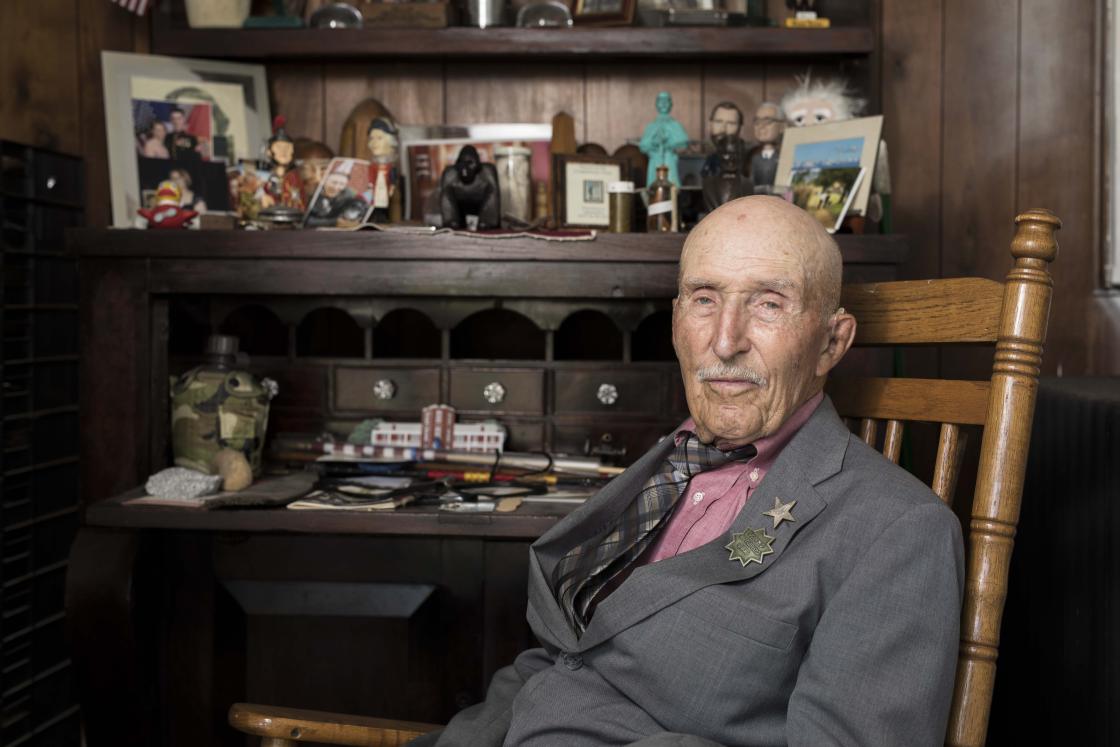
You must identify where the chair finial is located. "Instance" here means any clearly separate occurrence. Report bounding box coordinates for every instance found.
[1011,209,1061,264]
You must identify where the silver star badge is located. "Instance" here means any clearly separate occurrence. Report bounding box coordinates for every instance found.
[763,496,797,529]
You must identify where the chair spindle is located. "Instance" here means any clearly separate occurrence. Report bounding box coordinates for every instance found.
[931,423,967,506]
[882,419,904,464]
[859,418,878,446]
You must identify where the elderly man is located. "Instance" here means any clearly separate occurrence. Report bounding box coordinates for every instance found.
[421,196,964,746]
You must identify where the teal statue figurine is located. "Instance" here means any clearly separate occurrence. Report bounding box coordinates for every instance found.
[639,91,690,187]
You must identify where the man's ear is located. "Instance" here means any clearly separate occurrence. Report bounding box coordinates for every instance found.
[815,308,857,377]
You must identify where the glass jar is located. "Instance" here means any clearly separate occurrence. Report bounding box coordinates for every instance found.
[647,165,677,232]
[495,145,532,225]
[608,181,634,233]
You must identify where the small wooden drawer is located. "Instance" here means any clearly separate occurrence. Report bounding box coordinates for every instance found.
[554,370,666,414]
[449,368,543,414]
[552,422,675,466]
[334,366,441,413]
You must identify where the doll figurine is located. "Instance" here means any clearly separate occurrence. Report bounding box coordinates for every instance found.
[639,92,690,187]
[701,101,747,178]
[260,116,303,211]
[366,117,399,223]
[138,181,198,229]
[702,135,752,212]
[745,101,786,193]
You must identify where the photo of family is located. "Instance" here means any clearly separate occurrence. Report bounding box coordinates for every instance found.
[131,97,232,215]
[788,136,866,233]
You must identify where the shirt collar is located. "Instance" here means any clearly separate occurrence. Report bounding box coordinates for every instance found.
[674,391,825,467]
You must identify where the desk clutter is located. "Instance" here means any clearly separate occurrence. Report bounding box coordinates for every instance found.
[137,331,620,510]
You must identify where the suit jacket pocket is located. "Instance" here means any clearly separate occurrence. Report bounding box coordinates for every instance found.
[676,585,798,651]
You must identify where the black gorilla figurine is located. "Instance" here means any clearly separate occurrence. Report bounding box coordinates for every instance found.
[702,135,753,213]
[439,145,501,230]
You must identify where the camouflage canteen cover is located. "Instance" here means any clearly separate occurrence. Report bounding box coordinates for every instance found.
[170,366,272,476]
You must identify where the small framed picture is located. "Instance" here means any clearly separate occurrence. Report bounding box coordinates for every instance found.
[773,115,883,217]
[573,0,636,26]
[553,155,624,229]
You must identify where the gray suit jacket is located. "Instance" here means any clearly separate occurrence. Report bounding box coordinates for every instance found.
[423,397,965,746]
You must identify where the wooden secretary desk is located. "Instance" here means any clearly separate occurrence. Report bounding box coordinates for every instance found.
[65,228,903,746]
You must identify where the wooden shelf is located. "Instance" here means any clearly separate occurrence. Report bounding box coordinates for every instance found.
[149,25,874,60]
[68,228,907,265]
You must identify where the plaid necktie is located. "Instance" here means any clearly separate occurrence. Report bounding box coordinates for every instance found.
[553,433,757,634]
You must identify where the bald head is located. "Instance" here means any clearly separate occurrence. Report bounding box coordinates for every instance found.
[681,196,843,322]
[672,195,856,446]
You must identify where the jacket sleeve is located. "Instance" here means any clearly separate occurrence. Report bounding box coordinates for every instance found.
[786,501,965,747]
[417,646,555,747]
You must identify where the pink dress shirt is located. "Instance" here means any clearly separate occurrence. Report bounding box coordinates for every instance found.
[642,392,824,564]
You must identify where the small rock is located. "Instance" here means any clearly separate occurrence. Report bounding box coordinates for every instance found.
[213,448,253,492]
[146,467,223,500]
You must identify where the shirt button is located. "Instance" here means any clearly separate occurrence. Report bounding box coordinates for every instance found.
[560,652,583,670]
[749,468,760,482]
[692,491,705,504]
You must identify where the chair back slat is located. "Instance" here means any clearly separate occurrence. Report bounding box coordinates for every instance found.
[841,278,1004,345]
[882,419,904,464]
[827,378,990,426]
[930,423,968,506]
[828,210,1060,747]
[858,418,878,446]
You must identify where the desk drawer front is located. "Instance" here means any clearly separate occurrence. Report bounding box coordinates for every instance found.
[554,370,666,414]
[334,367,441,413]
[450,369,543,414]
[552,422,673,465]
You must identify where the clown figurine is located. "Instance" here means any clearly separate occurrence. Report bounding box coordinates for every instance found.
[138,181,198,229]
[260,115,303,211]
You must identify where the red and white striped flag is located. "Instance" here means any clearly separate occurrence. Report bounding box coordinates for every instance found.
[112,0,150,15]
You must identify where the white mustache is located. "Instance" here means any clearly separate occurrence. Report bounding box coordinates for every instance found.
[696,364,767,387]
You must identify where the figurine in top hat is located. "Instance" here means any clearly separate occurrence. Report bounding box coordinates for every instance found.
[260,115,303,211]
[138,180,198,229]
[366,116,399,223]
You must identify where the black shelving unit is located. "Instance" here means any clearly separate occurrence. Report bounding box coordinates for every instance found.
[1,141,83,746]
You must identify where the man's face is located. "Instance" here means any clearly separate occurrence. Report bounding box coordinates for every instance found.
[753,104,785,144]
[270,140,294,167]
[300,159,329,200]
[170,111,186,132]
[323,173,348,198]
[672,201,845,446]
[709,106,741,140]
[367,128,396,160]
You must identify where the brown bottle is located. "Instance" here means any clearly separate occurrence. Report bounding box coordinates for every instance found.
[646,165,676,233]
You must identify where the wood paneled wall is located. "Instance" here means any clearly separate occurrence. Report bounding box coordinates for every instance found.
[1,0,1115,375]
[268,61,848,156]
[0,0,147,225]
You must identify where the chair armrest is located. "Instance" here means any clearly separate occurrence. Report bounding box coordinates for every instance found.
[229,702,442,746]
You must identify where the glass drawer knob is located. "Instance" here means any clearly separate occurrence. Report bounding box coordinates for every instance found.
[483,381,506,404]
[373,379,397,400]
[45,176,57,190]
[597,383,619,406]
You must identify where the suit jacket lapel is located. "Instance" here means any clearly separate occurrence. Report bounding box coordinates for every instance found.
[526,433,678,650]
[576,397,852,652]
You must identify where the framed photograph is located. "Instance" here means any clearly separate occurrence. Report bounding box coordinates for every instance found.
[573,0,636,26]
[102,51,271,227]
[553,154,624,229]
[774,115,883,217]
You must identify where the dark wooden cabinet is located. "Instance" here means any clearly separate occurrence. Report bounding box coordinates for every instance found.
[66,227,904,746]
[1,141,83,746]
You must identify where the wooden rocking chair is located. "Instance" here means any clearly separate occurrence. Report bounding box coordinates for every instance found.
[230,208,1060,747]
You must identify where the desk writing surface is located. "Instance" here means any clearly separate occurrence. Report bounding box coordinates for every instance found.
[86,489,576,539]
